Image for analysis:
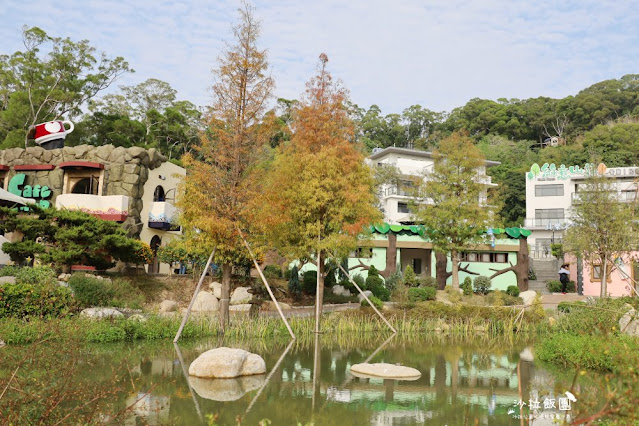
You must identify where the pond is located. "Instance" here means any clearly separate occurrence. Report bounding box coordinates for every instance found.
[1,334,601,425]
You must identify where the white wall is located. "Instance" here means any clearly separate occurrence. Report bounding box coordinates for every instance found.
[140,162,186,274]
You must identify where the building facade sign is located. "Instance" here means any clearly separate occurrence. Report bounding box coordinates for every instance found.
[528,162,639,181]
[8,173,52,208]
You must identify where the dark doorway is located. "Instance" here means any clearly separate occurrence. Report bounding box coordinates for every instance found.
[149,235,162,274]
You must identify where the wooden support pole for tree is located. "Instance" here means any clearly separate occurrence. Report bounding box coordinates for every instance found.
[245,339,295,414]
[315,249,321,334]
[338,264,397,334]
[237,228,295,340]
[174,248,215,343]
[173,342,204,421]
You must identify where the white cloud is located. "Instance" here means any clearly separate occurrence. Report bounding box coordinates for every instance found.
[1,0,638,114]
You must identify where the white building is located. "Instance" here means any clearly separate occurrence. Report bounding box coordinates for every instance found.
[524,162,639,257]
[367,147,499,224]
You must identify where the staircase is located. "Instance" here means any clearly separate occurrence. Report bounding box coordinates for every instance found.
[528,280,550,295]
[529,259,558,295]
[531,258,558,282]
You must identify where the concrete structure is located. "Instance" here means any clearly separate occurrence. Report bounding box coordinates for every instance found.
[524,162,639,258]
[0,144,185,274]
[367,147,499,224]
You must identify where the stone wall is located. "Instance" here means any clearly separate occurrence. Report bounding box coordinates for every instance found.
[0,145,167,237]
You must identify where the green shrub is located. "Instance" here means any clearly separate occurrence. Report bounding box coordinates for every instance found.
[461,277,473,296]
[554,298,630,336]
[403,265,419,287]
[109,279,145,309]
[536,333,631,371]
[69,274,114,308]
[352,273,366,290]
[473,276,491,295]
[283,267,292,280]
[360,295,383,309]
[0,282,73,319]
[15,266,57,286]
[324,269,337,288]
[445,286,462,302]
[263,265,282,279]
[546,280,576,293]
[0,265,20,277]
[366,267,389,301]
[408,287,436,302]
[288,265,302,298]
[506,285,520,297]
[419,275,438,289]
[302,270,317,295]
[385,270,403,292]
[485,290,505,306]
[528,267,537,280]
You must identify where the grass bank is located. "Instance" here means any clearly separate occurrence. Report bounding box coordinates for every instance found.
[534,297,639,424]
[0,299,548,345]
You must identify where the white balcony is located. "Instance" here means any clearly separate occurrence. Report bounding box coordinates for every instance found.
[55,194,129,222]
[148,202,178,231]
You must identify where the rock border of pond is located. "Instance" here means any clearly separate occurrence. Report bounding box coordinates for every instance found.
[350,362,421,380]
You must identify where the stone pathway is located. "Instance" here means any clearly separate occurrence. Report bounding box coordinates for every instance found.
[260,303,360,318]
[541,293,588,310]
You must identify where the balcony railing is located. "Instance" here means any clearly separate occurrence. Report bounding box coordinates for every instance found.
[55,194,129,222]
[383,187,413,197]
[148,202,178,231]
[572,191,637,203]
[524,218,570,229]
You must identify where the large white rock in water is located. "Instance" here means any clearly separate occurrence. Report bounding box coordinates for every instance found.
[80,307,124,319]
[619,306,639,337]
[159,300,178,313]
[350,363,421,380]
[209,281,222,299]
[230,287,252,305]
[192,291,219,312]
[190,375,265,401]
[519,290,538,307]
[189,347,266,378]
[357,290,374,303]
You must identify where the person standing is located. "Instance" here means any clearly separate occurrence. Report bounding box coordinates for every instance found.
[558,264,570,294]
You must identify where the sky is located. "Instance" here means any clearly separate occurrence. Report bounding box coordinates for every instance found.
[2,0,638,114]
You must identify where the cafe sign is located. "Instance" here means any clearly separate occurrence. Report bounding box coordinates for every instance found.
[8,173,52,208]
[527,162,639,181]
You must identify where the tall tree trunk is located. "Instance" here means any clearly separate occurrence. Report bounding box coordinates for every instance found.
[219,263,232,332]
[381,233,397,278]
[315,254,325,332]
[435,252,448,289]
[451,250,460,289]
[600,254,608,298]
[517,238,529,291]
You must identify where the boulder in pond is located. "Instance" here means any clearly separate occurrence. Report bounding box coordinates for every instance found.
[189,347,266,378]
[80,307,124,319]
[350,363,421,380]
[190,375,265,401]
[192,291,219,312]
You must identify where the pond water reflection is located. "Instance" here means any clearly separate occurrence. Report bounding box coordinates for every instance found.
[107,335,594,425]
